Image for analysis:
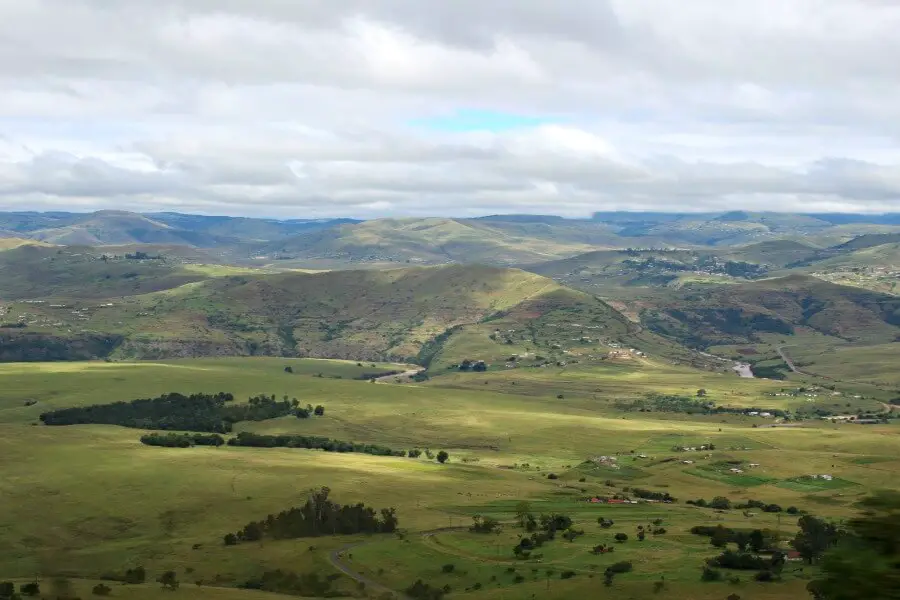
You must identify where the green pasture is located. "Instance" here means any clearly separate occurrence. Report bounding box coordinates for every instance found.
[1,357,899,599]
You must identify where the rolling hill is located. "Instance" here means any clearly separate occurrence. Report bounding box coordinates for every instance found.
[0,262,704,367]
[641,274,900,348]
[261,217,598,265]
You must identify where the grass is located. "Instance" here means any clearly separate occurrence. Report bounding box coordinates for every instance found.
[776,476,859,493]
[2,356,899,600]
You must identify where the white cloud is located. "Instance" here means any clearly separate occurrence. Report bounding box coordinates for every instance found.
[0,0,898,217]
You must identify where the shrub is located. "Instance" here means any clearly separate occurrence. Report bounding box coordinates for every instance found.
[441,564,455,574]
[20,583,40,597]
[614,533,628,542]
[710,496,732,510]
[547,473,559,480]
[92,584,112,596]
[755,570,775,582]
[607,561,633,574]
[560,571,577,580]
[700,567,722,582]
[436,451,449,464]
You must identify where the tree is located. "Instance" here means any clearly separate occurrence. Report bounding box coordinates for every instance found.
[18,583,39,597]
[710,496,732,510]
[223,533,238,546]
[284,366,293,373]
[749,529,766,553]
[637,530,646,542]
[808,492,900,599]
[314,405,325,416]
[92,583,112,596]
[791,515,839,564]
[124,566,146,584]
[615,533,628,543]
[436,451,449,464]
[697,389,707,397]
[514,501,532,528]
[159,571,179,591]
[0,582,15,598]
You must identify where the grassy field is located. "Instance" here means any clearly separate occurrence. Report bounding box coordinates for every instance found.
[1,356,899,600]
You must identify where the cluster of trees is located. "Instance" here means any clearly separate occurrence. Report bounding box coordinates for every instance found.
[224,487,398,544]
[0,582,39,600]
[469,515,502,534]
[687,496,798,514]
[691,525,779,552]
[629,488,676,503]
[240,570,337,597]
[458,359,487,372]
[708,549,783,570]
[40,392,295,433]
[603,561,633,587]
[512,512,576,559]
[295,403,325,418]
[406,579,447,600]
[617,393,789,418]
[140,433,225,447]
[806,492,900,598]
[226,432,405,456]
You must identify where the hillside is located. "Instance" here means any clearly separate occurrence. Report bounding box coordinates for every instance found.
[0,263,703,368]
[641,274,900,348]
[261,218,596,265]
[0,210,350,249]
[523,247,770,295]
[0,245,209,300]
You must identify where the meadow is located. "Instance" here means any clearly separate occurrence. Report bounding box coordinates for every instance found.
[1,356,898,600]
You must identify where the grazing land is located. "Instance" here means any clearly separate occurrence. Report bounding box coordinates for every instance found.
[1,355,899,600]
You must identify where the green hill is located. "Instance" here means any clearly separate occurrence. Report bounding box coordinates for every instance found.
[0,245,208,300]
[261,218,597,266]
[642,275,900,348]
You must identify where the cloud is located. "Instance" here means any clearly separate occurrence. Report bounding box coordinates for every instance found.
[0,0,898,217]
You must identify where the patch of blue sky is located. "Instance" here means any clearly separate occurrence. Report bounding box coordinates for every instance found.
[408,109,562,132]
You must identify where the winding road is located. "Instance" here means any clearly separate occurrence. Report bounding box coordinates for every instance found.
[328,527,467,599]
[374,368,425,383]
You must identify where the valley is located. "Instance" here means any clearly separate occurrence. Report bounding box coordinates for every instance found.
[1,210,899,600]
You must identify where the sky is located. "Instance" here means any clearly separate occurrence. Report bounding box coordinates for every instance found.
[0,0,899,219]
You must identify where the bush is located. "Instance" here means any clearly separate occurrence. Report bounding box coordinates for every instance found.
[19,583,40,597]
[92,584,112,596]
[614,533,628,542]
[441,564,455,574]
[710,496,732,510]
[701,567,722,582]
[755,570,775,582]
[547,473,559,480]
[607,561,633,574]
[560,571,577,580]
[436,451,449,464]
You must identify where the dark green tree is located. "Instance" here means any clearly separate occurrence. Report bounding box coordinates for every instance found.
[159,571,179,590]
[791,515,839,564]
[808,492,900,599]
[18,583,39,597]
[436,451,449,464]
[92,583,112,596]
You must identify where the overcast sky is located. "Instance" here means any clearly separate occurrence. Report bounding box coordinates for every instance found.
[1,0,899,218]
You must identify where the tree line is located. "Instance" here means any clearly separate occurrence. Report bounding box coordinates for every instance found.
[140,432,225,447]
[40,392,295,433]
[224,486,398,544]
[226,432,406,456]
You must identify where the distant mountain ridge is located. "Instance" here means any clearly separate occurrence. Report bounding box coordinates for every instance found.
[2,210,900,269]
